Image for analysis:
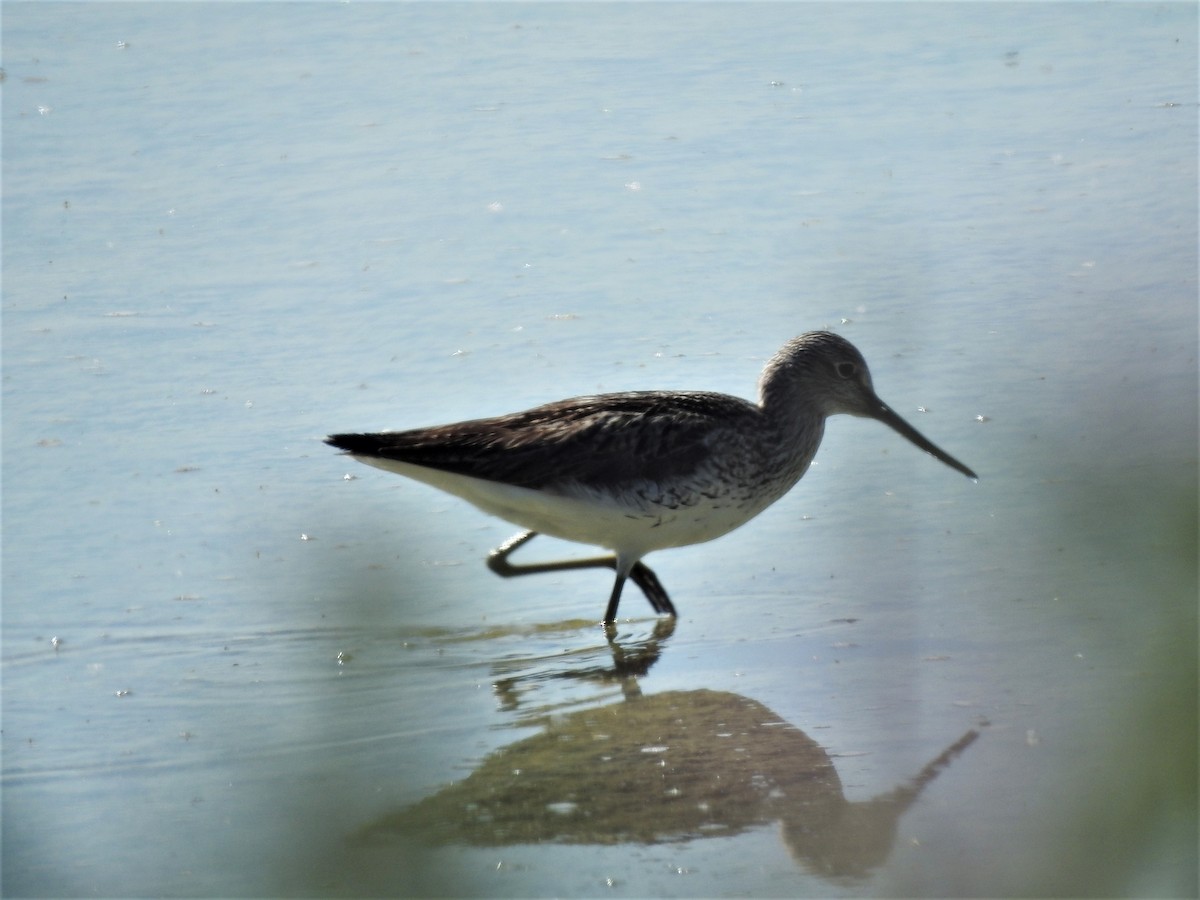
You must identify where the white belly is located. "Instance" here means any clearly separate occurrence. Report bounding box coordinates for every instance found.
[351,456,768,560]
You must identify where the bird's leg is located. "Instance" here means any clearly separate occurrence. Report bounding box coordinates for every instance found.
[486,531,675,618]
[603,570,628,625]
[628,562,675,617]
[486,530,541,571]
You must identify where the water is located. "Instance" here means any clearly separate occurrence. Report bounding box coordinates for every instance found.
[3,3,1196,896]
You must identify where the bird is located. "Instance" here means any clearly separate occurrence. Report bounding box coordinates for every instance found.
[326,331,976,624]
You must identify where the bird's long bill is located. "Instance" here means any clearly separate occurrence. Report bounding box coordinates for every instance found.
[870,399,978,480]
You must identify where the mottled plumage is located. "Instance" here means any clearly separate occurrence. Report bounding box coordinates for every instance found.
[327,331,976,624]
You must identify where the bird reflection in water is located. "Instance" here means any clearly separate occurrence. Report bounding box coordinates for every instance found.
[358,623,979,882]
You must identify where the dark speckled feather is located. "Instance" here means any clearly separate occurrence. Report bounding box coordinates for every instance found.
[327,390,759,490]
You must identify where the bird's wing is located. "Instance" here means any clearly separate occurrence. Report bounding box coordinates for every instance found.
[326,391,758,490]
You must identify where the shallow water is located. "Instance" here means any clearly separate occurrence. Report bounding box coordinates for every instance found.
[3,3,1197,897]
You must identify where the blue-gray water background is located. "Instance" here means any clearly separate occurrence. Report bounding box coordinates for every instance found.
[3,3,1196,896]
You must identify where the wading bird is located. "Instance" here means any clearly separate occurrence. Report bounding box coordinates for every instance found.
[327,331,976,623]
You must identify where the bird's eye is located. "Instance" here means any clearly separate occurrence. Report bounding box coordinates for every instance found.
[835,361,857,379]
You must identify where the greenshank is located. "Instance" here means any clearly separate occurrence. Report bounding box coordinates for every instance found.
[327,331,976,623]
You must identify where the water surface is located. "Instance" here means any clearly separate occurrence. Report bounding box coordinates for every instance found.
[3,3,1196,896]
